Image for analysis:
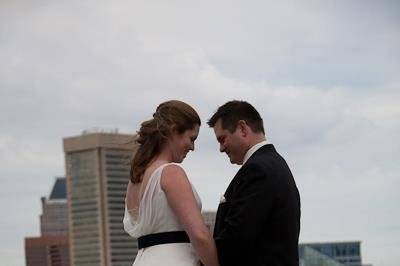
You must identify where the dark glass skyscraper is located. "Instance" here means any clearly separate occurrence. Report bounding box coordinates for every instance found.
[40,177,69,236]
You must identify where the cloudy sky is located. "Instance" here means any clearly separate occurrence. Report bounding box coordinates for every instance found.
[1,0,399,265]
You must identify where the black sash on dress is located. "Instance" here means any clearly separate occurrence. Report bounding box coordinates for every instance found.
[137,231,190,249]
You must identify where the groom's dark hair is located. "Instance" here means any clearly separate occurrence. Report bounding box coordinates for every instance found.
[207,100,265,134]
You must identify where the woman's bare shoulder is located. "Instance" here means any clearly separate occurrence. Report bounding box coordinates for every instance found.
[160,164,189,189]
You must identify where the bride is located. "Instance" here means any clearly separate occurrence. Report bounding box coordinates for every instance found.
[123,100,219,266]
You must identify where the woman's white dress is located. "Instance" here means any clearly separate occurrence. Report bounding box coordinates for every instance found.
[123,163,202,266]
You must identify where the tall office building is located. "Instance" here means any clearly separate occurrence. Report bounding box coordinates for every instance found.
[25,177,70,266]
[64,132,138,266]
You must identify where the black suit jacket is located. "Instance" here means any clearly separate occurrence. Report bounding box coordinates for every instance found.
[213,144,301,266]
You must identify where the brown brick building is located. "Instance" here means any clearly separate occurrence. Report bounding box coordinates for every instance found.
[25,235,69,266]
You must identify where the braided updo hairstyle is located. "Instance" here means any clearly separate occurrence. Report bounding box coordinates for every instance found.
[130,100,201,183]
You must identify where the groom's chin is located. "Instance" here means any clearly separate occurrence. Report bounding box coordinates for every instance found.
[229,156,243,165]
[229,157,238,165]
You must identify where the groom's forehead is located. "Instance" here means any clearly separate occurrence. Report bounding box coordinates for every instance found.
[213,120,224,135]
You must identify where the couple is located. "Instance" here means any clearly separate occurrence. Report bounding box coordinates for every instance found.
[123,100,301,266]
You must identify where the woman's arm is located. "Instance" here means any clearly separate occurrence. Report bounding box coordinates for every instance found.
[161,165,219,266]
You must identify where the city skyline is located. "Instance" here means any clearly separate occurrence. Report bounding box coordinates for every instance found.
[24,161,368,266]
[1,1,399,266]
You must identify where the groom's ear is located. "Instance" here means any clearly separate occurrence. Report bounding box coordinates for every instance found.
[237,120,248,137]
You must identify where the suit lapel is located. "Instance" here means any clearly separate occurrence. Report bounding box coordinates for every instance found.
[215,144,276,235]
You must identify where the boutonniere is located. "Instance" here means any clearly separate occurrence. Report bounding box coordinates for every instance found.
[219,195,226,204]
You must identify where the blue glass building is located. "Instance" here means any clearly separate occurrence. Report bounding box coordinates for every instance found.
[300,242,362,266]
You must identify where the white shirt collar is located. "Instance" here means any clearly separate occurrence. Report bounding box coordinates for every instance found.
[242,140,270,165]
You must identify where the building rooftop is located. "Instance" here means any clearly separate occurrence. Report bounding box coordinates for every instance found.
[25,235,68,247]
[49,178,66,200]
[63,132,137,153]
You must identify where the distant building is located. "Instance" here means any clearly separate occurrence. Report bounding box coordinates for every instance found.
[202,210,216,233]
[300,242,362,266]
[299,245,346,266]
[63,132,138,266]
[25,177,70,266]
[41,177,68,236]
[25,236,69,266]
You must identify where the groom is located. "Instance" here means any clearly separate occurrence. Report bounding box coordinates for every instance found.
[208,100,301,266]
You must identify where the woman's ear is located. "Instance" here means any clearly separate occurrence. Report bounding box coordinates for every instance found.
[169,123,179,135]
